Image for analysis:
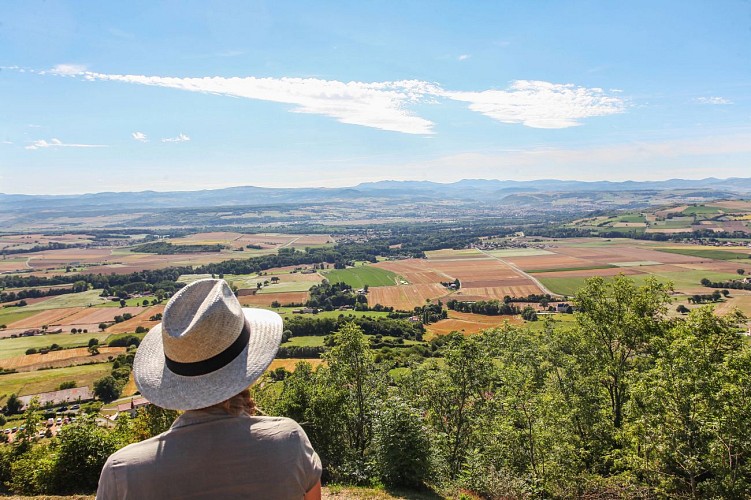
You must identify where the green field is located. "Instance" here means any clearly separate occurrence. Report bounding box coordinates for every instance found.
[323,266,401,288]
[538,269,741,296]
[681,205,724,215]
[0,309,38,327]
[19,290,112,311]
[615,214,646,223]
[656,248,751,261]
[0,362,113,401]
[284,336,326,347]
[0,332,111,360]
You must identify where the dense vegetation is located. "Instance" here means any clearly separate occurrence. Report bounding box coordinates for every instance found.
[130,241,226,254]
[2,275,750,498]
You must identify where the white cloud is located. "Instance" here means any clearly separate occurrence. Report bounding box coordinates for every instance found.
[132,131,148,142]
[444,80,626,128]
[161,133,191,143]
[25,138,107,150]
[1,141,12,145]
[78,71,438,135]
[50,64,87,76]
[458,54,470,61]
[696,96,732,105]
[39,66,626,134]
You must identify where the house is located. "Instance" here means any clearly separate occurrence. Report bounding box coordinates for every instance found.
[556,303,573,313]
[115,397,150,418]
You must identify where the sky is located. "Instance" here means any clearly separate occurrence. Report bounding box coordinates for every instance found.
[1,0,750,194]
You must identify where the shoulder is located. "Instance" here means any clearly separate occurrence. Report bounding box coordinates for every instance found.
[249,415,305,438]
[105,431,166,465]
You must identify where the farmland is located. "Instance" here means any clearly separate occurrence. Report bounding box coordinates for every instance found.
[0,332,112,360]
[2,217,751,410]
[323,266,401,288]
[0,363,113,401]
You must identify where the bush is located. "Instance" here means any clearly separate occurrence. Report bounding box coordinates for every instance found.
[373,397,432,488]
[25,348,37,355]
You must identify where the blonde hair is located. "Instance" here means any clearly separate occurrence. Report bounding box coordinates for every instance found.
[208,389,256,416]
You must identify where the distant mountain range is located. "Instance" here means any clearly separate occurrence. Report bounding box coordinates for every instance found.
[3,178,751,212]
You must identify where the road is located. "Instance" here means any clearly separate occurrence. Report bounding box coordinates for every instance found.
[480,250,563,298]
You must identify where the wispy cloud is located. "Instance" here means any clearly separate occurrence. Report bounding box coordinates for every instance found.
[25,138,107,150]
[1,141,13,145]
[458,54,470,61]
[696,96,732,105]
[443,80,626,129]
[36,66,626,133]
[132,131,148,142]
[161,133,190,143]
[49,64,88,76]
[77,71,438,135]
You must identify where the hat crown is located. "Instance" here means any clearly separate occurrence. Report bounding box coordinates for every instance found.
[161,279,245,363]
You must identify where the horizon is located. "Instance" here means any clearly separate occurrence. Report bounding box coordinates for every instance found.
[1,175,749,197]
[2,1,750,195]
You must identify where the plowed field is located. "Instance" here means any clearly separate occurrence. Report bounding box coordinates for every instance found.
[374,259,453,284]
[426,311,523,337]
[367,284,450,310]
[8,308,83,329]
[239,292,309,307]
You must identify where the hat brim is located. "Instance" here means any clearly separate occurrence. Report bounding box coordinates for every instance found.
[133,308,283,410]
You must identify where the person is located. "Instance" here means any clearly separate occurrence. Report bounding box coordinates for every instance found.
[96,278,322,499]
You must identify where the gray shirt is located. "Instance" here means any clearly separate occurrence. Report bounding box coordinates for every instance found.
[96,409,321,500]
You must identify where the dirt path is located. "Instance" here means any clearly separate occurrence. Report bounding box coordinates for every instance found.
[480,250,562,298]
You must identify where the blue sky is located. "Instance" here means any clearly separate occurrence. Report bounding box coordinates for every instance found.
[1,0,750,194]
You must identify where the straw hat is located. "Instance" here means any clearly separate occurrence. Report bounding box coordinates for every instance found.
[134,278,283,410]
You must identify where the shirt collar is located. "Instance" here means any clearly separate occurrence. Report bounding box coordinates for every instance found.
[170,408,246,430]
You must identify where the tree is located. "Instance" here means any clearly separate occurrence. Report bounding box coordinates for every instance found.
[401,333,495,478]
[324,322,387,466]
[99,323,108,332]
[119,299,126,308]
[521,306,538,321]
[5,393,22,415]
[738,268,745,276]
[88,338,99,347]
[676,304,689,314]
[93,376,121,403]
[574,275,672,429]
[625,307,750,498]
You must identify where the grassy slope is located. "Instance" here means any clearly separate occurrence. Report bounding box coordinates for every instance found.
[0,362,113,401]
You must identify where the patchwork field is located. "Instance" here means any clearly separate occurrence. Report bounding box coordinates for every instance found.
[0,346,126,371]
[374,259,453,284]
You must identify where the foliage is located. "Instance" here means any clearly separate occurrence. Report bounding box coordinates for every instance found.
[373,396,432,488]
[93,375,122,402]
